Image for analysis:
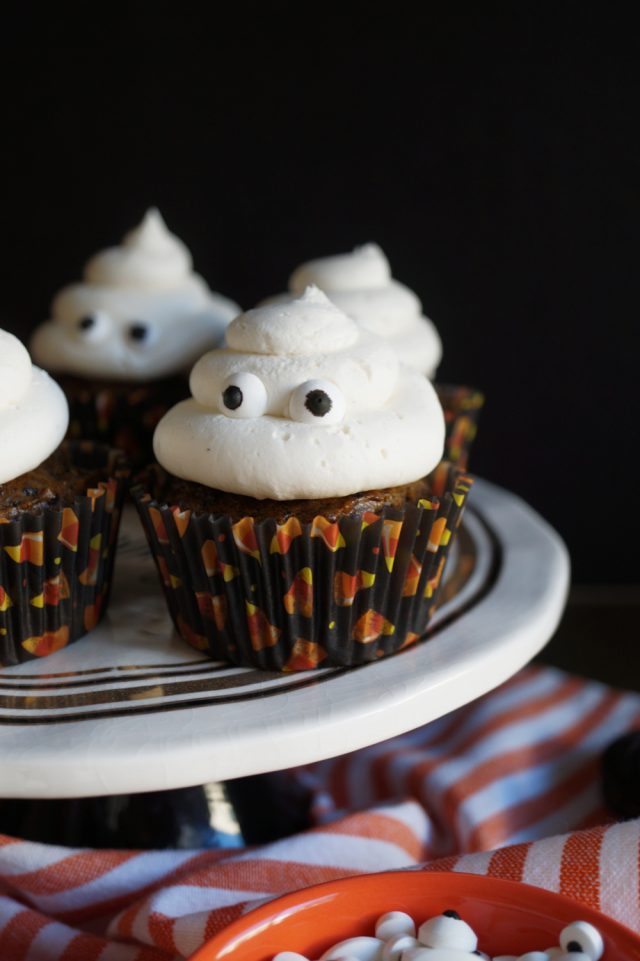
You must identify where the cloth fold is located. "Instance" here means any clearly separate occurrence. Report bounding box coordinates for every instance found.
[1,665,638,961]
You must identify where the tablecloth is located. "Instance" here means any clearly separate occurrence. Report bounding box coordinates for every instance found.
[1,664,639,961]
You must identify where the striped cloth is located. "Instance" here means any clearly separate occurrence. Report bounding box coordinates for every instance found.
[1,665,639,961]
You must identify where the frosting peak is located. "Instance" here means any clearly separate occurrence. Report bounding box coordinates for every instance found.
[227,286,359,356]
[154,291,445,500]
[290,244,391,293]
[85,208,192,288]
[0,330,68,485]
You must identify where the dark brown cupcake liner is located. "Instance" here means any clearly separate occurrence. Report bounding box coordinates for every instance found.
[131,461,473,671]
[0,443,130,665]
[434,383,485,469]
[59,372,189,468]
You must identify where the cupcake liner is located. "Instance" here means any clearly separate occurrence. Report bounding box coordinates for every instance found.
[434,383,485,469]
[0,443,130,665]
[132,462,473,671]
[59,373,189,468]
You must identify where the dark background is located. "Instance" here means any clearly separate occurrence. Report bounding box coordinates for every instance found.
[2,8,639,584]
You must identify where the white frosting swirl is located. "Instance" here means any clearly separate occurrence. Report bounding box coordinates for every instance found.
[0,330,69,485]
[275,244,442,377]
[31,209,240,382]
[85,207,193,288]
[154,287,445,500]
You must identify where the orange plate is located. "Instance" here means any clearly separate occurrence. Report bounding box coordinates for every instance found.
[189,870,640,961]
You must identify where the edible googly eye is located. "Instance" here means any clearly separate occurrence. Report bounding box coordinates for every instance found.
[128,321,151,343]
[559,923,603,961]
[220,372,268,418]
[417,912,477,952]
[320,936,383,961]
[272,954,311,961]
[381,933,419,961]
[76,311,111,341]
[375,911,416,941]
[288,379,345,425]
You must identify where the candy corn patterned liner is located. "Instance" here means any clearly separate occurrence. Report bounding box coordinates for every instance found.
[0,443,130,665]
[132,462,472,671]
[60,373,189,468]
[434,384,484,470]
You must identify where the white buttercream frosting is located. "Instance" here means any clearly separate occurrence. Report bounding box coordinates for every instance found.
[31,209,240,382]
[0,330,69,485]
[273,244,442,377]
[153,287,445,499]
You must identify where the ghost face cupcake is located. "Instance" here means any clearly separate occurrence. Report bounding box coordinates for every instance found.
[30,209,240,465]
[0,331,129,664]
[134,288,472,671]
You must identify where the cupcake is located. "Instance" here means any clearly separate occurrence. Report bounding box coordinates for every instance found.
[30,208,240,466]
[0,330,129,665]
[267,244,483,468]
[133,287,472,671]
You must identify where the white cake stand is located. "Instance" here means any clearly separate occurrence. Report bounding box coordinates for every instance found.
[0,479,569,799]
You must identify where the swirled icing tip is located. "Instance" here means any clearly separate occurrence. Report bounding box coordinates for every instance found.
[123,207,183,254]
[289,243,391,294]
[297,284,335,306]
[226,284,359,356]
[84,207,192,288]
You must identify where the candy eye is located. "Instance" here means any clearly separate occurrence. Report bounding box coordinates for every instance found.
[417,912,478,953]
[219,372,268,418]
[559,923,604,961]
[288,379,345,425]
[126,321,157,348]
[129,322,149,343]
[76,311,110,340]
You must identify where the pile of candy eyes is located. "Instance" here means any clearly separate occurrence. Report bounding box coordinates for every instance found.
[272,910,605,961]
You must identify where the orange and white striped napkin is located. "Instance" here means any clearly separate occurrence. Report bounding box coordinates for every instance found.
[0,665,638,961]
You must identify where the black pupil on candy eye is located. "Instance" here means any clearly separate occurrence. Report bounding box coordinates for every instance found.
[223,385,243,410]
[78,316,95,331]
[443,910,461,919]
[567,943,583,953]
[305,389,332,417]
[129,323,148,342]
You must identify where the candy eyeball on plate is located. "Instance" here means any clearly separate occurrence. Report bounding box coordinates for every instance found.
[272,953,311,961]
[517,953,553,961]
[375,911,416,941]
[319,935,384,960]
[320,935,384,961]
[381,932,419,961]
[558,922,604,961]
[418,910,478,953]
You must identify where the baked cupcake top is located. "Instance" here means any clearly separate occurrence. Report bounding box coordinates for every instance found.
[30,209,240,383]
[0,330,68,484]
[269,244,442,377]
[153,286,445,500]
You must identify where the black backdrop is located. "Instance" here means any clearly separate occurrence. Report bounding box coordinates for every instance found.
[2,8,639,583]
